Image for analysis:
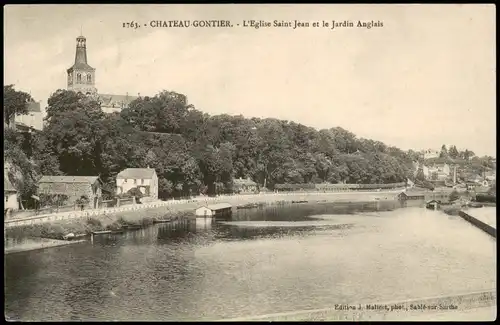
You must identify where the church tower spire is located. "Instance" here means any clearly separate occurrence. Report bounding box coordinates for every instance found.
[75,35,89,66]
[67,34,97,96]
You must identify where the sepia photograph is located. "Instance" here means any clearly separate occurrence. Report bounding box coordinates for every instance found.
[3,4,496,321]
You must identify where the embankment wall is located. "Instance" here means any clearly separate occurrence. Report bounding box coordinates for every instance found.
[458,210,496,238]
[5,190,403,229]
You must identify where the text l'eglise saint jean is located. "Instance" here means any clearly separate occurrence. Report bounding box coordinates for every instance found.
[242,20,384,29]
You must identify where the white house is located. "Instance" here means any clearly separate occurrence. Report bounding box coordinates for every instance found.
[422,165,430,179]
[15,101,44,131]
[423,149,440,159]
[195,203,232,218]
[116,168,158,200]
[4,176,18,212]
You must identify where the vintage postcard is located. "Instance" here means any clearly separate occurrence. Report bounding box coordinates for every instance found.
[3,4,496,321]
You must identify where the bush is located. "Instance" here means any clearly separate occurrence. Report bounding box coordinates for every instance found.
[449,190,460,201]
[86,217,102,227]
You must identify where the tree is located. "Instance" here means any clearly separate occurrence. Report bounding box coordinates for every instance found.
[449,189,460,201]
[121,90,194,134]
[459,149,475,160]
[45,89,102,123]
[448,145,459,159]
[12,86,455,202]
[439,144,448,158]
[43,90,106,176]
[3,85,33,127]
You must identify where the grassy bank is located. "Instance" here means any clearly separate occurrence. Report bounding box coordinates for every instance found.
[5,209,195,240]
[6,191,399,240]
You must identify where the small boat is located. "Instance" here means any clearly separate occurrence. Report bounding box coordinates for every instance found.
[237,203,261,209]
[62,233,75,240]
[292,200,308,204]
[122,224,143,230]
[468,202,484,208]
[153,218,172,224]
[92,230,112,235]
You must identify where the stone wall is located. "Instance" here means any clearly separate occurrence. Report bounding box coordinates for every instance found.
[458,210,496,238]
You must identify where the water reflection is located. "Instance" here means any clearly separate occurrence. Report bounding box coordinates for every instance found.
[4,202,496,321]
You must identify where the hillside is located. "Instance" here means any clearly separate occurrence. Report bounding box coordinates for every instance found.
[5,86,482,203]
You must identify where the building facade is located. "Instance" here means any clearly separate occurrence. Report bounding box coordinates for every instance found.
[15,101,44,131]
[422,149,440,160]
[66,34,140,113]
[4,175,19,212]
[233,177,258,194]
[67,35,97,96]
[4,100,43,132]
[116,168,159,200]
[37,176,103,209]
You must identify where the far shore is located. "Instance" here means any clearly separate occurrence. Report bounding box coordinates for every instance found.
[8,190,403,226]
[5,191,402,250]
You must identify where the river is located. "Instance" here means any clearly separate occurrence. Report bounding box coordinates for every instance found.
[4,201,496,321]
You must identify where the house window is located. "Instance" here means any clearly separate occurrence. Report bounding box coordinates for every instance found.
[87,74,92,83]
[133,179,137,185]
[77,73,82,83]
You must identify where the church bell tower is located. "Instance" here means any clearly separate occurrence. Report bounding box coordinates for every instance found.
[67,35,97,96]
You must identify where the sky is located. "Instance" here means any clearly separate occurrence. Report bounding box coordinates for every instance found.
[4,4,496,156]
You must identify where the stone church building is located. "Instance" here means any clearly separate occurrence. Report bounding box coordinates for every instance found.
[67,35,140,113]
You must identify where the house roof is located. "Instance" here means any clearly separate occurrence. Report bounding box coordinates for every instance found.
[201,203,232,211]
[233,178,257,186]
[116,168,156,179]
[432,188,455,193]
[28,101,41,112]
[39,176,101,184]
[98,93,139,108]
[4,178,17,192]
[406,192,427,197]
[400,190,429,196]
[475,186,490,193]
[67,62,95,71]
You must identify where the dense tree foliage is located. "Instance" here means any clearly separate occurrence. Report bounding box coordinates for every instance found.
[3,85,33,127]
[6,87,493,202]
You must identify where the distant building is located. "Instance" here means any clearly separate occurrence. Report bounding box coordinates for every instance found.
[195,203,232,219]
[484,170,496,182]
[4,100,43,132]
[15,100,43,131]
[422,165,430,178]
[423,149,440,159]
[426,163,451,181]
[37,176,103,209]
[473,186,491,197]
[99,93,140,114]
[233,177,258,194]
[4,173,19,212]
[66,34,140,114]
[116,168,158,200]
[397,189,454,203]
